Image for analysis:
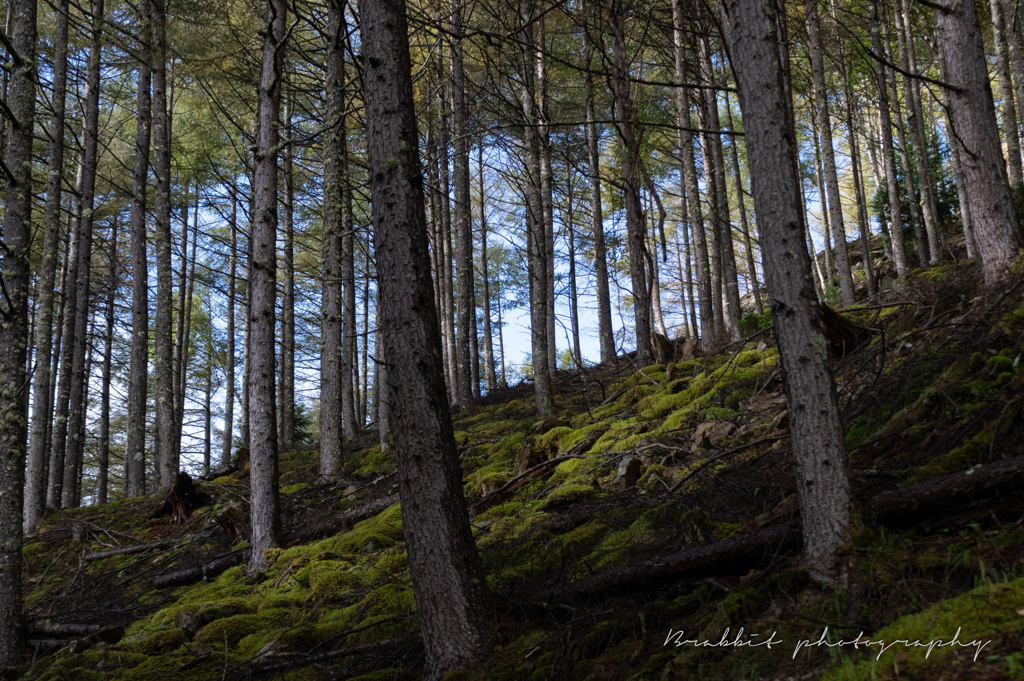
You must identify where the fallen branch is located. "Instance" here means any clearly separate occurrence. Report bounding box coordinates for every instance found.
[151,552,242,589]
[244,634,421,677]
[473,454,583,515]
[288,492,400,545]
[84,541,166,561]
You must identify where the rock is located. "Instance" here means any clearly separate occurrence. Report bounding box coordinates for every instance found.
[746,392,787,413]
[692,420,738,452]
[772,410,790,431]
[614,456,643,490]
[176,612,199,640]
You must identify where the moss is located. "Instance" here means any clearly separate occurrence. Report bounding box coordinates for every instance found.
[192,608,293,647]
[280,482,308,494]
[309,560,359,602]
[724,388,754,410]
[822,576,1024,680]
[540,483,597,510]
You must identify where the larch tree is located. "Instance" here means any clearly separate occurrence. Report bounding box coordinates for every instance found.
[721,0,857,586]
[358,0,489,675]
[0,0,37,666]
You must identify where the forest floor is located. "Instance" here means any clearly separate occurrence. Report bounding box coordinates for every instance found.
[16,255,1024,681]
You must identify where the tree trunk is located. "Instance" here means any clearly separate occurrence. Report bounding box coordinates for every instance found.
[98,218,118,506]
[805,0,855,304]
[321,0,346,477]
[173,181,190,465]
[341,92,358,441]
[938,49,978,259]
[451,0,473,409]
[437,70,458,399]
[358,0,490,672]
[724,93,764,315]
[935,0,1024,285]
[279,96,296,452]
[63,0,105,509]
[671,0,714,343]
[174,190,198,466]
[26,0,70,529]
[247,0,286,573]
[0,0,36,664]
[990,0,1024,189]
[583,28,616,363]
[871,0,910,278]
[223,181,237,465]
[153,0,175,491]
[721,0,856,586]
[609,0,652,365]
[537,17,557,377]
[567,175,583,368]
[479,144,497,390]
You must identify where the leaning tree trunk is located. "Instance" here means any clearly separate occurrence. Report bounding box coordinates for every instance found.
[720,0,857,587]
[358,0,489,674]
[247,0,286,573]
[935,0,1024,285]
[63,0,105,510]
[321,0,346,477]
[25,0,70,529]
[0,0,35,665]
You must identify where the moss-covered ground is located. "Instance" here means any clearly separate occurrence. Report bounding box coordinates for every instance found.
[17,260,1024,680]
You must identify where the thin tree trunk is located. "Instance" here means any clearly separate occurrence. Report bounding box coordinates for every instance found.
[279,95,296,452]
[361,269,370,425]
[98,217,118,506]
[567,175,583,367]
[721,0,856,587]
[451,0,473,409]
[173,180,190,464]
[805,0,855,304]
[358,0,489,671]
[871,0,910,278]
[437,72,458,398]
[583,28,616,362]
[341,92,358,441]
[939,48,978,258]
[247,0,286,573]
[810,110,835,282]
[537,17,557,376]
[26,0,71,528]
[63,0,105,510]
[724,93,763,314]
[223,181,237,465]
[0,0,37,662]
[479,144,497,391]
[990,0,1024,189]
[936,0,1024,284]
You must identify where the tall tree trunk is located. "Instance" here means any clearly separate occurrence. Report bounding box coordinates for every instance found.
[871,0,910,278]
[724,93,764,315]
[537,17,557,376]
[247,0,286,573]
[49,187,79,509]
[321,0,346,476]
[0,0,36,663]
[721,0,856,587]
[479,145,497,391]
[279,96,296,452]
[810,111,835,282]
[125,0,151,497]
[451,0,473,409]
[520,0,553,415]
[341,94,358,441]
[671,0,714,343]
[173,180,190,465]
[609,0,652,365]
[805,0,855,304]
[437,72,457,398]
[361,268,370,425]
[567,175,583,367]
[358,0,489,672]
[938,49,978,258]
[26,0,71,528]
[98,218,117,506]
[936,0,1024,284]
[583,28,616,362]
[174,188,198,465]
[153,0,175,490]
[223,181,237,465]
[63,0,105,510]
[838,46,876,296]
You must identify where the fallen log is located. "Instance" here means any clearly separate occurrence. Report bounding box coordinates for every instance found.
[84,541,166,561]
[473,454,583,515]
[534,455,1024,604]
[152,553,241,589]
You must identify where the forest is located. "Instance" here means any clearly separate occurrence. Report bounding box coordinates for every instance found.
[1,0,1024,677]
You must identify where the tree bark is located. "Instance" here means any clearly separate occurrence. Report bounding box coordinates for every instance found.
[451,0,474,409]
[98,218,118,506]
[26,0,70,529]
[223,181,237,465]
[724,93,763,315]
[721,0,856,586]
[479,144,497,391]
[935,0,1024,285]
[278,94,296,453]
[358,0,489,673]
[0,0,35,665]
[990,0,1024,190]
[247,0,286,573]
[321,0,346,477]
[537,16,557,376]
[153,0,175,491]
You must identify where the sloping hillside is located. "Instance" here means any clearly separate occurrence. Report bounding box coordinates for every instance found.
[18,260,1024,681]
